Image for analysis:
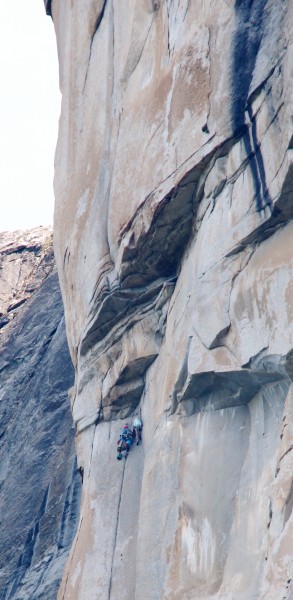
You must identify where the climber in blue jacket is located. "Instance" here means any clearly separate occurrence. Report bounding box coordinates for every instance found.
[117,424,133,460]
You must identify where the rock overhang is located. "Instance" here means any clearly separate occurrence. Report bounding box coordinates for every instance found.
[176,365,290,416]
[46,1,293,597]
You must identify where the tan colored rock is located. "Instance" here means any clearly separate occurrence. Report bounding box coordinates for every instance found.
[48,0,293,598]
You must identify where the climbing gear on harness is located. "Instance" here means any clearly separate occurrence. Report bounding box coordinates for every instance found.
[116,420,142,460]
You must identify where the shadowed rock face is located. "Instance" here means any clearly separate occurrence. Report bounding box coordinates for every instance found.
[45,1,293,599]
[0,227,54,330]
[0,229,80,600]
[43,0,52,17]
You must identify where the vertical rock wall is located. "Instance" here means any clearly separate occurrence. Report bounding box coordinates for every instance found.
[0,229,81,600]
[49,1,293,598]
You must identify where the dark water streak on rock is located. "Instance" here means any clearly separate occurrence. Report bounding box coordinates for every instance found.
[231,0,272,212]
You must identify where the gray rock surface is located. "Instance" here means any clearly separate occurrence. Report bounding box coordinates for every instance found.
[0,229,81,600]
[45,1,293,598]
[0,227,53,330]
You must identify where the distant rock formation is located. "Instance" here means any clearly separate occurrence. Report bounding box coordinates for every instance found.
[0,227,54,330]
[0,227,80,600]
[46,2,292,599]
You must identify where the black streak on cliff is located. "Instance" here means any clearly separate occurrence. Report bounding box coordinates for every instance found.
[231,0,272,212]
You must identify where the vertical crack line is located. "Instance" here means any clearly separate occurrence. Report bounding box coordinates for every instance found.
[183,0,191,21]
[166,1,170,57]
[206,26,212,128]
[88,421,98,479]
[60,516,84,600]
[108,458,127,600]
[111,0,115,100]
[83,0,109,92]
[93,0,108,34]
[139,15,155,69]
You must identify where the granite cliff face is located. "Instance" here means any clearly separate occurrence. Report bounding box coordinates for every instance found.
[0,228,81,600]
[48,1,292,598]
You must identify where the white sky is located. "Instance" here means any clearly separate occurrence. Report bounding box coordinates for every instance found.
[0,2,60,232]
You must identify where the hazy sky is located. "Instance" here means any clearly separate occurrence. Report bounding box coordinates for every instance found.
[1,2,60,232]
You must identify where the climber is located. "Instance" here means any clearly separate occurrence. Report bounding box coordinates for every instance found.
[132,416,142,445]
[116,423,133,460]
[77,465,84,483]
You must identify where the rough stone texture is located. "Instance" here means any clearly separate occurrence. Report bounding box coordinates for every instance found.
[49,1,293,598]
[0,229,81,599]
[0,227,53,330]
